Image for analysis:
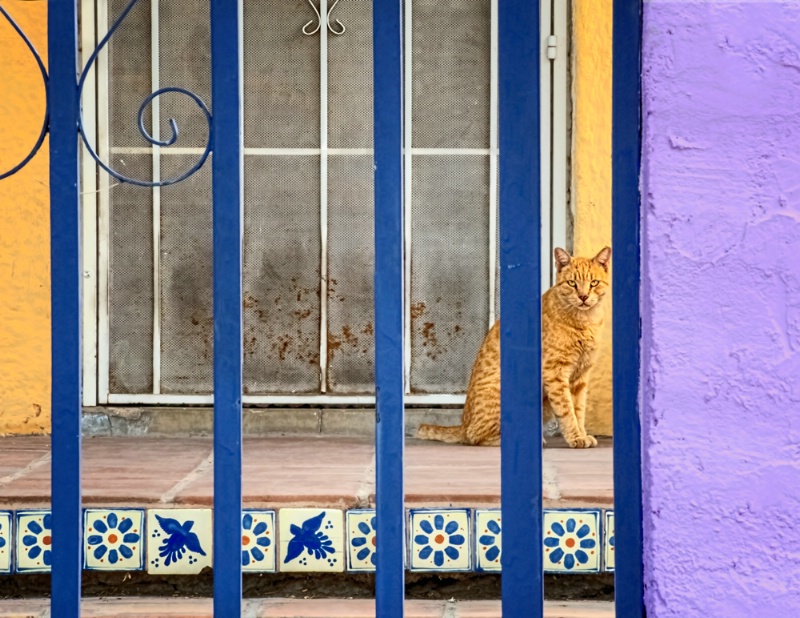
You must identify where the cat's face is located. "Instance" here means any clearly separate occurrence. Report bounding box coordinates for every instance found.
[552,247,611,311]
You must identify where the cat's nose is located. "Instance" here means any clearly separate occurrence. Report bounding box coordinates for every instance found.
[579,294,588,302]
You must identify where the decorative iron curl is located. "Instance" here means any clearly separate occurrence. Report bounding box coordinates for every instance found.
[78,0,212,187]
[0,2,50,180]
[302,0,345,36]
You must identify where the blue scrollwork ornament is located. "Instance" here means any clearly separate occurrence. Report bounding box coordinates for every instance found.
[77,0,213,187]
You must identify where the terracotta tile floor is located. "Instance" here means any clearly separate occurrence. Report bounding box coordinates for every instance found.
[0,436,612,509]
[0,597,614,617]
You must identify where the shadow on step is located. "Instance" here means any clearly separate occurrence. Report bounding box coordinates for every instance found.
[0,571,613,601]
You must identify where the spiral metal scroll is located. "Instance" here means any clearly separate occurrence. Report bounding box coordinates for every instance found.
[0,2,50,180]
[78,0,212,187]
[303,0,345,36]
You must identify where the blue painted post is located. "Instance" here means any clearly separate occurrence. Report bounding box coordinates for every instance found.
[48,0,82,615]
[498,0,543,616]
[373,0,405,613]
[210,0,244,612]
[612,1,644,617]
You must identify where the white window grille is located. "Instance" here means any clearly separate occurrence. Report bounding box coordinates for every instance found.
[81,0,568,407]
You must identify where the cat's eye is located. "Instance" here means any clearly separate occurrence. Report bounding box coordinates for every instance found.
[567,281,577,288]
[590,280,599,287]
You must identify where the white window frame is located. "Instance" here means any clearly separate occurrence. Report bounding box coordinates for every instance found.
[81,0,569,407]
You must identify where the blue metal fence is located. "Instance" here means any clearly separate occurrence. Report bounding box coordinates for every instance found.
[498,0,543,615]
[372,0,406,614]
[0,0,643,614]
[612,1,645,617]
[48,0,82,614]
[209,0,244,613]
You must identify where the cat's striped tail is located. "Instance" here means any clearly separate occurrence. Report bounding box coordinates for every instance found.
[416,423,465,444]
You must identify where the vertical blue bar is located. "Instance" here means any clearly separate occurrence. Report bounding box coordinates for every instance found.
[373,0,405,614]
[499,0,543,616]
[612,1,644,617]
[211,0,244,612]
[48,0,82,615]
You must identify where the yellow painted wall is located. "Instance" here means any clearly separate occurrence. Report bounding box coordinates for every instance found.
[0,3,51,434]
[571,0,613,435]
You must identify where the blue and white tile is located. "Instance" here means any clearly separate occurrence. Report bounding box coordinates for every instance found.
[604,510,615,572]
[242,510,275,573]
[409,509,471,572]
[474,509,502,572]
[16,510,52,573]
[84,508,144,571]
[346,509,377,572]
[278,508,344,572]
[146,509,212,575]
[0,511,11,574]
[543,509,601,573]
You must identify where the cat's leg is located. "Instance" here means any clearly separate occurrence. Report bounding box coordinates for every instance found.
[571,378,597,447]
[545,379,594,449]
[542,397,555,446]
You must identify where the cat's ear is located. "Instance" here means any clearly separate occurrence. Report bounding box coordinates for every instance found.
[593,246,611,271]
[554,247,571,272]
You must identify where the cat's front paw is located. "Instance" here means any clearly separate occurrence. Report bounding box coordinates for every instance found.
[567,434,597,449]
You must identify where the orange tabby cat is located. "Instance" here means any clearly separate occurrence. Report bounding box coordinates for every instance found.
[417,246,610,448]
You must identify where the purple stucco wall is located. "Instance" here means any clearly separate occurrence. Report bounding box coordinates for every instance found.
[641,1,800,615]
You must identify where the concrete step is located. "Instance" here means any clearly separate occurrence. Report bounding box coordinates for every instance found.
[0,435,612,509]
[0,436,614,581]
[0,597,615,617]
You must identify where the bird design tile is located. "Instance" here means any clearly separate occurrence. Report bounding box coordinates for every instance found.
[146,509,212,574]
[278,508,344,572]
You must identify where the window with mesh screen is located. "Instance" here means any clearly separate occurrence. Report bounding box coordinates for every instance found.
[100,0,503,401]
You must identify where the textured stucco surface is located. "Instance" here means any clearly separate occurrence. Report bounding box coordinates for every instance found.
[572,0,613,436]
[642,2,800,615]
[0,3,50,434]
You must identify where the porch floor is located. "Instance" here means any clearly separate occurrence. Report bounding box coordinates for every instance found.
[0,435,612,509]
[0,597,614,617]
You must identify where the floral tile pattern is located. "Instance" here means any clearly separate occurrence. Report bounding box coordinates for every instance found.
[0,507,609,575]
[346,509,377,572]
[146,509,212,575]
[16,510,52,573]
[0,511,11,574]
[84,509,144,571]
[409,509,470,572]
[242,510,275,573]
[543,509,601,573]
[278,508,344,572]
[474,509,502,572]
[604,510,615,572]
